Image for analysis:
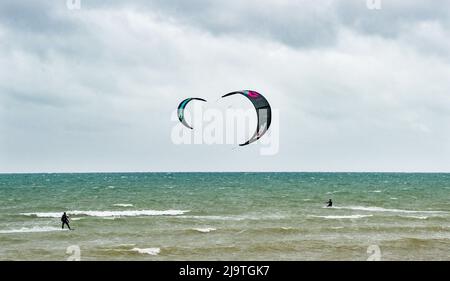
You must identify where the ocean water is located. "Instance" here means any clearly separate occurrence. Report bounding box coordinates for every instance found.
[0,172,449,261]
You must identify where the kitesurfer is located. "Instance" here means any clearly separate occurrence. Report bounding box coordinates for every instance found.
[61,212,71,230]
[326,199,333,207]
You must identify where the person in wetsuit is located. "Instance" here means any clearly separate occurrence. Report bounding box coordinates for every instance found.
[326,199,333,207]
[61,212,71,230]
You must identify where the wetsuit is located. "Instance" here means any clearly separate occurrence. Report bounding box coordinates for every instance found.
[61,214,71,230]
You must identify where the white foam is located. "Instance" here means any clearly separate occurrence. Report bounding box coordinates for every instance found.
[311,214,373,219]
[117,244,136,247]
[193,228,216,233]
[331,206,447,214]
[22,210,190,218]
[401,216,428,220]
[331,226,344,229]
[326,190,343,195]
[179,215,240,221]
[281,227,294,230]
[179,214,285,221]
[0,226,64,234]
[369,190,383,193]
[132,247,160,255]
[113,204,134,207]
[21,212,67,218]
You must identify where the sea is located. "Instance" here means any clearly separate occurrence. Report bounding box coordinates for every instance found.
[0,172,449,260]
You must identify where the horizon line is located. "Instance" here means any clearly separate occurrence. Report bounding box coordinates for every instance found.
[1,171,450,175]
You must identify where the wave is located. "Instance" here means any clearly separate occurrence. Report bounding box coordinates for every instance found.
[0,226,65,234]
[192,228,216,233]
[131,248,160,256]
[385,236,450,244]
[117,244,136,247]
[240,226,301,235]
[369,190,383,193]
[310,214,372,219]
[179,215,245,221]
[113,204,134,207]
[326,190,344,195]
[281,227,294,230]
[330,226,344,229]
[330,206,447,214]
[178,214,285,221]
[400,215,428,220]
[21,210,190,218]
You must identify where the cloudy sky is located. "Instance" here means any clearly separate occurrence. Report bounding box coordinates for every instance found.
[1,0,450,173]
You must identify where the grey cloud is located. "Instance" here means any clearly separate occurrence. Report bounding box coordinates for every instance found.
[2,87,71,108]
[124,1,332,49]
[1,0,450,172]
[83,0,450,50]
[0,1,78,34]
[335,0,450,37]
[4,1,450,52]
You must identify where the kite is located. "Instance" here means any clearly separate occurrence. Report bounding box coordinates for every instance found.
[221,90,271,146]
[177,97,207,129]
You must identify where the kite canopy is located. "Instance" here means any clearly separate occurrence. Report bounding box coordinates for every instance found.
[177,97,206,129]
[222,90,271,146]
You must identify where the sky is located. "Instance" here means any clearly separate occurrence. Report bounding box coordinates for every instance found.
[1,0,450,173]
